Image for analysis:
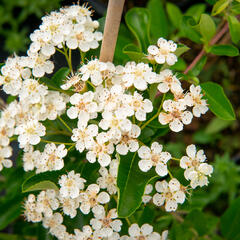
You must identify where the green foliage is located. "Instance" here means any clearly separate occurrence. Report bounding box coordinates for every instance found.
[201,82,236,120]
[228,15,240,44]
[199,14,216,42]
[117,152,158,217]
[209,44,239,56]
[212,0,231,16]
[221,198,240,240]
[125,8,151,53]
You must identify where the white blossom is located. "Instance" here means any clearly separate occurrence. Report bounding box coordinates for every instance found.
[142,184,153,204]
[157,69,182,94]
[24,194,42,222]
[22,145,41,171]
[153,178,186,212]
[90,206,122,238]
[0,145,13,171]
[180,144,213,188]
[138,142,171,177]
[79,184,110,214]
[158,99,193,132]
[36,143,67,173]
[97,159,118,195]
[148,38,177,66]
[59,170,86,199]
[185,85,208,117]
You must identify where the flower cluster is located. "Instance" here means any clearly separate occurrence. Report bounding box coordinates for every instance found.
[0,3,215,239]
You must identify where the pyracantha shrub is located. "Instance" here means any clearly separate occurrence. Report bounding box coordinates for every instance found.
[0,3,217,240]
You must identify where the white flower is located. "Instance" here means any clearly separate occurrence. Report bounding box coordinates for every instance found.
[157,69,182,94]
[142,184,153,204]
[99,111,132,141]
[61,72,82,90]
[15,119,46,147]
[22,145,41,171]
[36,190,59,217]
[36,143,67,173]
[180,144,213,189]
[39,91,67,121]
[153,178,186,212]
[0,145,13,171]
[123,92,153,121]
[59,195,79,218]
[79,184,110,214]
[27,52,54,78]
[0,120,14,146]
[79,59,110,86]
[97,159,118,195]
[0,74,22,96]
[158,99,193,132]
[122,62,158,90]
[59,170,86,199]
[19,79,48,104]
[184,85,208,117]
[138,142,171,177]
[67,91,98,128]
[148,38,177,66]
[90,206,122,238]
[74,225,100,240]
[42,213,67,239]
[128,223,160,240]
[71,124,98,153]
[86,133,114,167]
[24,194,42,222]
[115,124,141,155]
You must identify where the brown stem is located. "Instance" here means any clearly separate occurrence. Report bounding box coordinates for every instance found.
[99,0,125,62]
[184,22,229,75]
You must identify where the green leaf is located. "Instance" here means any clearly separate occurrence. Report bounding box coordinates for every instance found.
[175,44,190,57]
[22,180,59,193]
[209,44,239,56]
[51,67,70,87]
[147,0,168,39]
[122,44,146,62]
[185,209,218,236]
[205,117,234,134]
[227,15,240,44]
[0,195,23,230]
[22,171,64,193]
[231,3,240,14]
[199,14,216,42]
[212,0,230,16]
[221,197,240,240]
[185,4,206,22]
[117,152,158,217]
[125,8,151,52]
[166,3,183,28]
[181,16,202,43]
[189,56,207,76]
[201,82,236,120]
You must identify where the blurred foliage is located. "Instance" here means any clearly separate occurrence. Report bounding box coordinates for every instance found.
[0,0,60,53]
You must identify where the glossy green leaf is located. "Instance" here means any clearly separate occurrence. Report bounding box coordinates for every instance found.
[209,44,239,56]
[199,14,216,42]
[175,44,190,57]
[117,152,158,217]
[189,56,207,76]
[22,180,59,193]
[201,82,236,120]
[122,44,146,62]
[22,170,64,193]
[166,3,183,28]
[0,195,23,230]
[227,15,240,44]
[181,16,202,43]
[51,67,70,87]
[221,197,240,240]
[231,3,240,14]
[212,0,230,16]
[125,8,151,52]
[185,4,206,22]
[147,0,168,39]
